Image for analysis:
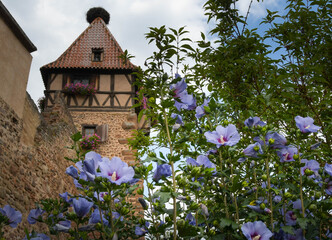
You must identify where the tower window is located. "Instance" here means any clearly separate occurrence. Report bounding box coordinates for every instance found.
[82,125,97,137]
[72,75,90,85]
[92,48,104,62]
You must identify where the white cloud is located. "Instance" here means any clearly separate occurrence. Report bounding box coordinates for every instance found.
[1,0,208,103]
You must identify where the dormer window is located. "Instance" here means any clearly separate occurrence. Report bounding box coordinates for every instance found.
[92,48,104,62]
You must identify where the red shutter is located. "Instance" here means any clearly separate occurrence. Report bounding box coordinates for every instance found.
[96,124,108,142]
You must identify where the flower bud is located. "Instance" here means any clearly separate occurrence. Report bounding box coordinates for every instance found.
[137,188,143,195]
[177,219,185,227]
[260,203,266,210]
[293,154,299,160]
[191,167,201,176]
[208,229,216,236]
[138,198,148,210]
[120,207,130,215]
[315,191,322,199]
[262,174,267,181]
[308,204,317,212]
[95,223,102,230]
[305,169,314,176]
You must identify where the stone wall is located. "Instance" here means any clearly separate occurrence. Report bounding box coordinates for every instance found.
[70,110,143,210]
[0,93,78,239]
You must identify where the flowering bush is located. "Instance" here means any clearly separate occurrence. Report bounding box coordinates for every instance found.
[80,133,101,150]
[63,83,97,95]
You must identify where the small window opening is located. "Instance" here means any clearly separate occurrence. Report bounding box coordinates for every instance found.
[72,75,90,85]
[83,126,96,137]
[92,48,104,62]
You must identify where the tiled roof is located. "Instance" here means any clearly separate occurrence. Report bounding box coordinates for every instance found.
[41,17,136,71]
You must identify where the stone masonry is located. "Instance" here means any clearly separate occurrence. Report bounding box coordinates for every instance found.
[0,93,78,239]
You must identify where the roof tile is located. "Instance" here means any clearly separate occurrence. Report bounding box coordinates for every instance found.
[41,17,136,70]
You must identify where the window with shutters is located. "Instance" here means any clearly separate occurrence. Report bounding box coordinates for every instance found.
[82,124,108,142]
[96,124,108,142]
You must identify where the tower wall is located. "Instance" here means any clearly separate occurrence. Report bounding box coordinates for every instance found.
[70,111,137,164]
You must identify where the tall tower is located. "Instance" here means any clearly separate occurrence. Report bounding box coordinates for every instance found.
[40,8,140,164]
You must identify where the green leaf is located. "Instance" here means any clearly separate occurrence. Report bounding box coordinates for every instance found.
[297,218,309,229]
[219,218,233,228]
[71,132,82,142]
[282,225,294,235]
[147,163,153,172]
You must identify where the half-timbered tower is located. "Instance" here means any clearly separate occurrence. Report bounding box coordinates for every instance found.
[40,9,140,160]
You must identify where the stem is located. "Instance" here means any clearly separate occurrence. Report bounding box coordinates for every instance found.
[163,111,177,240]
[231,164,239,224]
[147,178,160,240]
[253,169,258,200]
[265,157,274,231]
[298,154,306,237]
[108,190,114,234]
[97,193,106,240]
[219,151,229,219]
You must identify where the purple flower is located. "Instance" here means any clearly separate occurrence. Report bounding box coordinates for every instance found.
[28,209,45,224]
[171,113,184,130]
[238,157,247,163]
[59,192,72,203]
[89,209,109,226]
[186,155,216,172]
[258,132,287,149]
[277,146,298,162]
[175,92,197,111]
[295,116,321,133]
[53,218,71,232]
[75,151,103,181]
[72,197,93,218]
[241,221,273,240]
[324,163,332,176]
[284,228,305,240]
[185,213,196,226]
[285,211,297,226]
[244,117,266,128]
[243,142,263,158]
[292,199,302,210]
[135,222,149,236]
[325,180,332,195]
[99,157,135,185]
[0,205,22,228]
[153,164,172,182]
[195,98,210,119]
[23,233,50,240]
[66,166,79,178]
[300,159,320,178]
[204,124,240,148]
[171,113,183,125]
[170,77,187,98]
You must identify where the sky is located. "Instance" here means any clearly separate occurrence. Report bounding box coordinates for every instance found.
[2,0,281,105]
